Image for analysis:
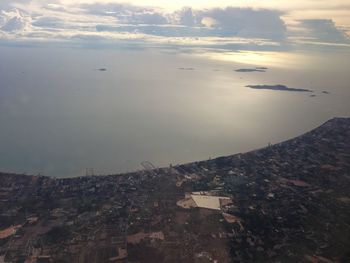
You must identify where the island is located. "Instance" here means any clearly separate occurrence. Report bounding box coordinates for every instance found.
[178,67,195,71]
[235,67,268,72]
[246,84,312,92]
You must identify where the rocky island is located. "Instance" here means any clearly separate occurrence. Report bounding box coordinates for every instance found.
[235,68,267,73]
[246,84,312,92]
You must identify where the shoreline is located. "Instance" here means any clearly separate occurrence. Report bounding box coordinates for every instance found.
[1,117,348,180]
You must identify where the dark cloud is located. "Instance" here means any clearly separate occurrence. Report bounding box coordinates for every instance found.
[176,7,196,26]
[32,16,63,28]
[1,16,26,31]
[0,9,29,32]
[195,8,286,40]
[82,4,286,40]
[94,6,286,41]
[128,12,168,25]
[299,19,349,43]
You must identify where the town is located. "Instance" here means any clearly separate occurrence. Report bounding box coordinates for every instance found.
[0,118,349,263]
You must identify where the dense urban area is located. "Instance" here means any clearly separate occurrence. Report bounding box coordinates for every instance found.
[0,118,349,263]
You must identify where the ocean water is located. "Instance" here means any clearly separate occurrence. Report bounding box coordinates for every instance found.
[0,46,349,177]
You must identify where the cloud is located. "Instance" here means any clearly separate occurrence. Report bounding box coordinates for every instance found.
[32,16,64,28]
[195,8,287,40]
[298,19,349,43]
[0,9,30,32]
[2,16,26,31]
[201,17,219,28]
[81,2,168,25]
[0,1,349,51]
[288,18,350,48]
[175,7,196,26]
[93,6,287,41]
[128,12,168,25]
[44,3,69,13]
[80,2,144,16]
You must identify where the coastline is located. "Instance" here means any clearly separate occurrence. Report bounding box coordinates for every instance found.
[1,117,349,180]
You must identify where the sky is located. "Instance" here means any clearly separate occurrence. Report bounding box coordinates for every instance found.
[0,0,349,52]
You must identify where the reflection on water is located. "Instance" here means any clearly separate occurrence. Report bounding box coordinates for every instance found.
[0,47,349,177]
[197,49,350,70]
[199,50,295,67]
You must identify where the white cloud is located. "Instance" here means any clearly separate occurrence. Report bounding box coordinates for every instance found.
[201,17,219,28]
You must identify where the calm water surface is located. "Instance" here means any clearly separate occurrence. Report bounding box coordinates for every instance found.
[0,47,349,177]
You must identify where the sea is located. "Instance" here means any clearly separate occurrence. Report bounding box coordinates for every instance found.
[0,46,349,177]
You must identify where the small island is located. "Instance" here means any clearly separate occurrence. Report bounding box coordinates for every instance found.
[235,67,268,73]
[246,84,312,92]
[178,67,195,71]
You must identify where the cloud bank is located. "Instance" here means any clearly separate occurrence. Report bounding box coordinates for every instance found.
[0,1,349,51]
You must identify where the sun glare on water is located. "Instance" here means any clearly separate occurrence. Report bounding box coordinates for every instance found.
[200,50,308,68]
